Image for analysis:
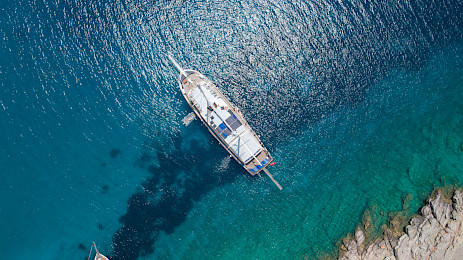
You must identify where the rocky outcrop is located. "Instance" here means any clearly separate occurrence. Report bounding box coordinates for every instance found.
[339,189,463,260]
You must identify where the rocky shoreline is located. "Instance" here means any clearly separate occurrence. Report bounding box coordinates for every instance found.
[339,189,463,260]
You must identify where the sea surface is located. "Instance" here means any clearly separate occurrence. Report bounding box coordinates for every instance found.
[1,0,463,259]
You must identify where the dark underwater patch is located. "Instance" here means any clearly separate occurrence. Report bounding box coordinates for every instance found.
[109,149,122,158]
[110,131,239,260]
[97,223,104,230]
[132,152,155,168]
[101,185,109,194]
[78,243,86,251]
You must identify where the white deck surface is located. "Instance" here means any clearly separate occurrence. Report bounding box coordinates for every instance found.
[188,82,262,163]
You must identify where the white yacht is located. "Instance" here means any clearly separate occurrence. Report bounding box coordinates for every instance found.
[169,55,282,189]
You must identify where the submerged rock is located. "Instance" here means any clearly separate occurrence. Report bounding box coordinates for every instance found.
[339,189,463,260]
[109,148,122,158]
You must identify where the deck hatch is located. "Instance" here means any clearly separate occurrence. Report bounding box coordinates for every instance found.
[223,128,232,136]
[215,123,232,138]
[225,115,242,131]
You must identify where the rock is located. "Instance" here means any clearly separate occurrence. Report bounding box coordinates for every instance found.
[395,235,412,260]
[447,221,459,232]
[337,189,463,260]
[339,239,360,260]
[346,239,358,251]
[446,242,463,260]
[406,215,425,240]
[433,233,453,259]
[421,205,432,218]
[430,193,452,227]
[453,190,463,214]
[355,227,365,249]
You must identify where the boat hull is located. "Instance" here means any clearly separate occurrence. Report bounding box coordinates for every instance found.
[177,70,273,176]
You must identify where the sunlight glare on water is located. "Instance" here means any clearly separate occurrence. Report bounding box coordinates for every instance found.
[0,0,462,259]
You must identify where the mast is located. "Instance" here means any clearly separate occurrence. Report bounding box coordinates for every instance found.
[168,54,195,86]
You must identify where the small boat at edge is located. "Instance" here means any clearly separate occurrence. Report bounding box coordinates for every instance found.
[88,241,109,260]
[168,55,282,190]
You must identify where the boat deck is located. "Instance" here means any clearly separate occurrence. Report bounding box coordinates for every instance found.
[178,70,273,175]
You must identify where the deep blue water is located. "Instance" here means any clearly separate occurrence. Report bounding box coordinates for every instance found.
[1,0,463,259]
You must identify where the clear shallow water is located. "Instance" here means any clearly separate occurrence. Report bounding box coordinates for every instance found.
[148,45,463,259]
[0,0,462,259]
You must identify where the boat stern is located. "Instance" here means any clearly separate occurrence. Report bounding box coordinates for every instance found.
[245,150,273,175]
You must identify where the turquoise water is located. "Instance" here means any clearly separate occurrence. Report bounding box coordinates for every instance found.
[148,44,463,259]
[1,0,463,259]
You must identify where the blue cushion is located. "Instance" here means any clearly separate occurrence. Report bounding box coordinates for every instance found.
[250,160,269,173]
[219,123,226,130]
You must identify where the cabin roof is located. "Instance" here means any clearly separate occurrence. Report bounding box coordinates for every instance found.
[188,83,262,163]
